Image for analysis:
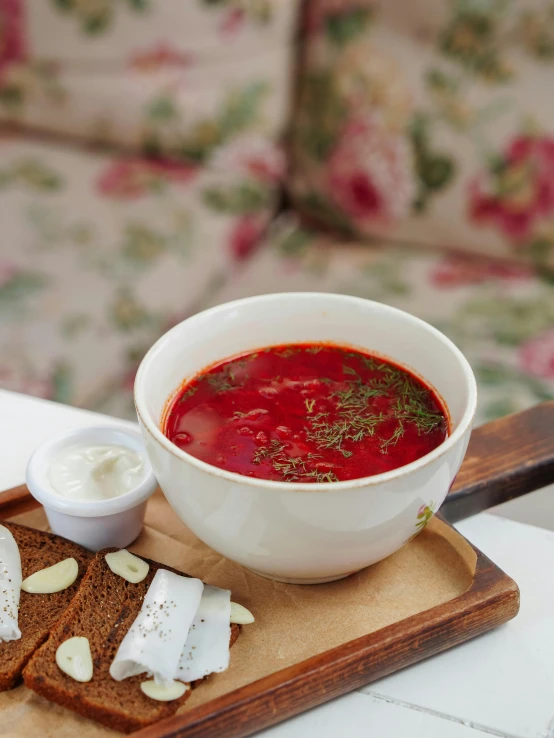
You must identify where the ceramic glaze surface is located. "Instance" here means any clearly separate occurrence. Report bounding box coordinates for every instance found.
[26,426,157,551]
[135,293,476,583]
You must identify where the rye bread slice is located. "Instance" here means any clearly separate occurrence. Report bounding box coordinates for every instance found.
[24,548,241,734]
[0,521,93,692]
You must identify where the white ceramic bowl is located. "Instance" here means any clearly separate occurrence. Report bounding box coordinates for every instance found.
[135,293,477,584]
[26,425,158,551]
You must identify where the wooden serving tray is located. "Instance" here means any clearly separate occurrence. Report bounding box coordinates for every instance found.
[2,402,554,738]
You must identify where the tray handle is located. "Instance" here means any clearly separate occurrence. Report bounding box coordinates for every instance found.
[443,400,554,522]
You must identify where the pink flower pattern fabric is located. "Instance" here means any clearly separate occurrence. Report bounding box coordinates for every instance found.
[327,113,415,225]
[210,135,285,183]
[0,1,297,172]
[470,135,554,247]
[228,215,266,261]
[0,0,553,426]
[0,0,23,57]
[0,1,296,416]
[519,329,554,381]
[129,45,193,71]
[430,255,534,288]
[0,141,553,422]
[0,134,282,414]
[290,0,554,271]
[97,158,198,199]
[0,0,25,74]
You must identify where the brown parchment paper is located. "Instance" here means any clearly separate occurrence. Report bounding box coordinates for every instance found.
[0,491,477,737]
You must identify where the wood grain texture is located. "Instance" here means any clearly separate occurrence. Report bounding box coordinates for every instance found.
[132,544,519,738]
[443,401,554,522]
[0,512,519,737]
[3,402,547,738]
[0,484,38,518]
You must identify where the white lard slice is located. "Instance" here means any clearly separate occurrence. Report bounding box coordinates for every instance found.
[0,525,22,642]
[110,570,203,685]
[175,584,231,683]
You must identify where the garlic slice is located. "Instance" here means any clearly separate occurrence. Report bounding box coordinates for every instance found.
[56,637,93,682]
[21,558,78,594]
[105,549,149,584]
[140,679,189,702]
[230,602,254,625]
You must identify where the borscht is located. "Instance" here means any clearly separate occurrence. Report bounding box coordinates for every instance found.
[163,344,448,483]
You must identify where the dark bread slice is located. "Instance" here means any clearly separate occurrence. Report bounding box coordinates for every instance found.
[0,521,93,692]
[24,548,241,734]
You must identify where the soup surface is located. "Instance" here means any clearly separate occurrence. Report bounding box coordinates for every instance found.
[164,344,448,483]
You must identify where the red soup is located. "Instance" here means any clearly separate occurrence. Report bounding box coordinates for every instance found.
[163,344,449,483]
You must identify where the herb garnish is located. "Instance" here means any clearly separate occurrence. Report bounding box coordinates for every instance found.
[206,363,245,393]
[175,345,445,484]
[178,385,198,402]
[275,345,300,358]
[305,398,315,413]
[379,422,405,452]
[247,355,444,479]
[253,440,338,483]
[305,346,324,354]
[306,411,384,451]
[304,362,443,455]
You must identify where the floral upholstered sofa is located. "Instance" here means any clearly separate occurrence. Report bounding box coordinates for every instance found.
[1,0,553,424]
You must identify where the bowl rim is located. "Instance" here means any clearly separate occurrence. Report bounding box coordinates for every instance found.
[134,292,478,492]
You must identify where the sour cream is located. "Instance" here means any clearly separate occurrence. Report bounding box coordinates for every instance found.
[48,444,145,501]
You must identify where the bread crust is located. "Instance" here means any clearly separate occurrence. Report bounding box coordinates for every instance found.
[0,521,92,692]
[23,548,241,733]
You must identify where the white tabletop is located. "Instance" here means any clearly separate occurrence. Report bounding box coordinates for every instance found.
[1,389,552,738]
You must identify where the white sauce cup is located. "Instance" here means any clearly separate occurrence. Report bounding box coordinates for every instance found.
[26,426,158,551]
[135,293,478,584]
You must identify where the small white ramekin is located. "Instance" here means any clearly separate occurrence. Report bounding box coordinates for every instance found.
[26,425,158,551]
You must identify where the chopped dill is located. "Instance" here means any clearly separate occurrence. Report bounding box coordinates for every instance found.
[392,396,443,434]
[206,363,245,393]
[181,345,445,483]
[178,385,198,402]
[380,422,405,452]
[303,369,443,455]
[275,345,300,358]
[251,442,336,482]
[358,355,389,372]
[306,412,384,451]
[331,382,381,411]
[305,346,324,354]
[252,439,284,464]
[309,470,339,483]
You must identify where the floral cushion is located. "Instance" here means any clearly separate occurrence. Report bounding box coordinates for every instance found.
[0,133,282,414]
[21,1,296,60]
[290,0,554,271]
[187,215,554,427]
[0,1,298,159]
